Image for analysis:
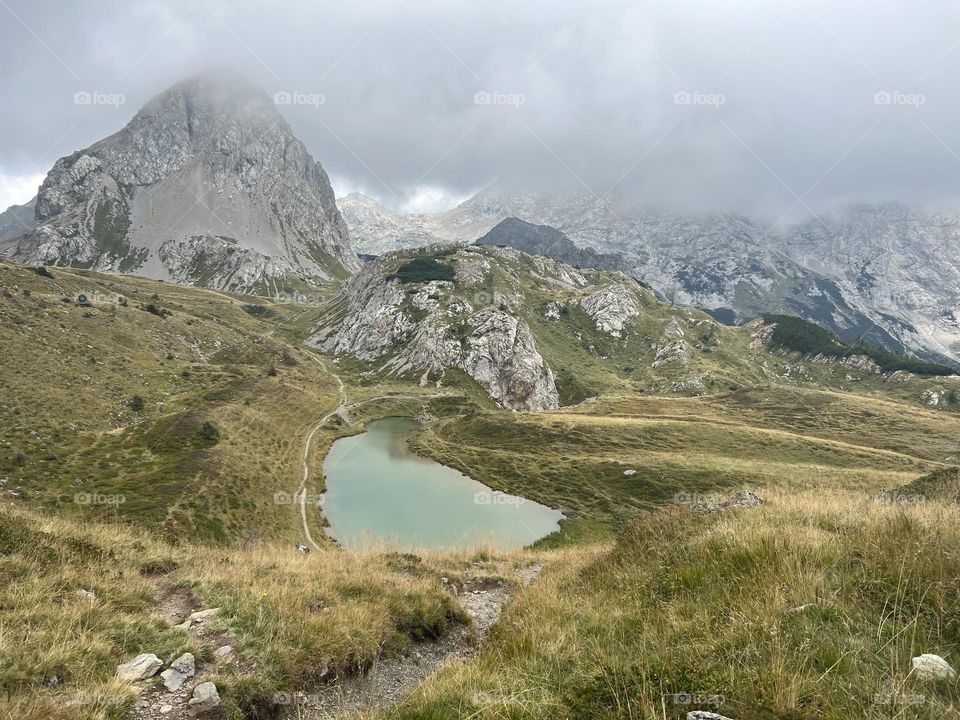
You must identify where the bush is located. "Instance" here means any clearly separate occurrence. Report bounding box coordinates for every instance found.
[763,314,955,376]
[242,304,277,318]
[130,395,145,412]
[389,257,456,284]
[12,450,26,466]
[266,366,278,377]
[143,303,172,318]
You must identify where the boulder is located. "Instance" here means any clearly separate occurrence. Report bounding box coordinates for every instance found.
[912,653,957,681]
[116,653,163,682]
[188,681,221,715]
[687,712,737,720]
[213,645,233,661]
[160,652,195,691]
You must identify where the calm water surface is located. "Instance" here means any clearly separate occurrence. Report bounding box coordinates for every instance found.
[322,417,563,550]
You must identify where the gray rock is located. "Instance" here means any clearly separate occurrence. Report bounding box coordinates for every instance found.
[212,645,233,661]
[687,712,737,720]
[176,607,220,630]
[188,681,221,715]
[579,283,640,338]
[1,71,357,293]
[116,653,163,682]
[309,247,561,411]
[911,653,957,681]
[75,589,96,601]
[160,652,195,691]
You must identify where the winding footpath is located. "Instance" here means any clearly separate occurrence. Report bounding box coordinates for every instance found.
[296,353,348,550]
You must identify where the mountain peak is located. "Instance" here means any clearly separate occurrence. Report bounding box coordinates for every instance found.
[0,72,358,290]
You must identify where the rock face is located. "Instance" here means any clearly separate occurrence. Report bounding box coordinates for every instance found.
[0,198,35,242]
[476,217,632,275]
[116,653,163,682]
[580,283,641,338]
[339,189,959,368]
[309,246,560,410]
[0,72,357,291]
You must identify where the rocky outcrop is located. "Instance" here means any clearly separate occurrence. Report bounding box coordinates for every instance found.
[476,217,632,274]
[0,71,357,291]
[580,283,641,337]
[309,246,560,410]
[0,198,35,242]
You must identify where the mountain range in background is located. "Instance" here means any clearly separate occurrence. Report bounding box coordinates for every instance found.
[340,191,960,367]
[0,70,957,367]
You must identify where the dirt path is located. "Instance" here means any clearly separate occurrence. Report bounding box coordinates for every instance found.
[296,353,349,549]
[280,562,543,719]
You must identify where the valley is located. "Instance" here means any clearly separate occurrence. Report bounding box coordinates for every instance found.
[1,64,959,720]
[3,253,960,719]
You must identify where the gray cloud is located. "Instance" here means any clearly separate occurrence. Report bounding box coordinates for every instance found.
[2,0,960,219]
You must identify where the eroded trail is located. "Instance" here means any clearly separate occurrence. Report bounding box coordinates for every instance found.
[281,562,543,719]
[296,353,349,549]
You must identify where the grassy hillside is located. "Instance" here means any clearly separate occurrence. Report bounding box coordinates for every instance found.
[385,488,960,720]
[414,385,960,541]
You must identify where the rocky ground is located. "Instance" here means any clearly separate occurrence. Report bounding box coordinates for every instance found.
[277,562,543,719]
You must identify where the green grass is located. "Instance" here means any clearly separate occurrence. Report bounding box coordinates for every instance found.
[385,489,960,719]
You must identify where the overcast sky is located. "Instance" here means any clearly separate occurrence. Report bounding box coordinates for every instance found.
[2,0,960,223]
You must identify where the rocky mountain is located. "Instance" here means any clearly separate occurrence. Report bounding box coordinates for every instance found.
[476,217,633,275]
[339,190,959,367]
[0,72,358,292]
[783,203,960,368]
[307,244,959,411]
[0,198,35,242]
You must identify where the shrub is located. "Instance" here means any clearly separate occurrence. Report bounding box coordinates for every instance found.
[242,304,277,318]
[129,395,145,412]
[389,257,456,284]
[12,450,26,466]
[266,366,278,377]
[763,314,955,376]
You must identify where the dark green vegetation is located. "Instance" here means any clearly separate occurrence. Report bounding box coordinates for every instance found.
[764,313,955,376]
[389,256,456,284]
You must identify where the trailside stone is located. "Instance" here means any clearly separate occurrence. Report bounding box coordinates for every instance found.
[912,653,957,680]
[116,653,163,682]
[188,681,221,715]
[160,652,195,691]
